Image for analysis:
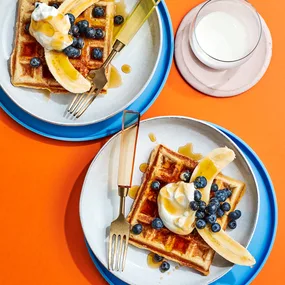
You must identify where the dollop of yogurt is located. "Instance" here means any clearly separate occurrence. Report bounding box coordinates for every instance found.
[158,182,197,235]
[30,3,72,51]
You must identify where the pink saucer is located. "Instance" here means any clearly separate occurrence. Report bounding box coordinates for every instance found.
[175,5,272,97]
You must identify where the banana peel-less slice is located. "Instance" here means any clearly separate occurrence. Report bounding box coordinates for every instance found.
[190,147,236,203]
[198,226,256,266]
[45,0,100,94]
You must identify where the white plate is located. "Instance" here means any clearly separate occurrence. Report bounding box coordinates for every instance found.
[80,116,259,285]
[0,0,162,126]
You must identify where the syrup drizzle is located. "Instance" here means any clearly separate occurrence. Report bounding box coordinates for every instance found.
[178,143,203,161]
[139,163,148,173]
[121,64,132,74]
[148,133,157,142]
[147,253,163,269]
[128,185,140,199]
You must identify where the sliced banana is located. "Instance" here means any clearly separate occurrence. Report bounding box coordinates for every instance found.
[190,147,236,203]
[198,226,256,266]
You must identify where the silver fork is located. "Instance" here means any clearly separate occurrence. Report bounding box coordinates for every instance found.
[108,110,140,271]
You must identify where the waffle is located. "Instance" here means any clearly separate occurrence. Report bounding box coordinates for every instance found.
[10,0,115,94]
[127,144,246,275]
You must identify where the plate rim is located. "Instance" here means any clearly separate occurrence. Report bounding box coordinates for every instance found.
[79,115,260,285]
[0,0,163,126]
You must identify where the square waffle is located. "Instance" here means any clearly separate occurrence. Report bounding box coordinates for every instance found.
[127,144,246,275]
[10,0,115,94]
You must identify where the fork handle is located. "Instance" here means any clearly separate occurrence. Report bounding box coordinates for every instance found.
[118,187,128,216]
[102,40,125,69]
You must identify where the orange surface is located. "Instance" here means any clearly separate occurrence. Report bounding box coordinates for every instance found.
[0,0,283,284]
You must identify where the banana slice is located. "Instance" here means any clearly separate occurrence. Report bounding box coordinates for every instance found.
[190,147,235,203]
[59,0,100,17]
[198,226,256,266]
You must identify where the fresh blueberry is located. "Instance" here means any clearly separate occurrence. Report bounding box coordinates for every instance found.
[50,2,59,9]
[160,261,170,273]
[215,190,227,203]
[92,48,103,59]
[35,3,40,8]
[205,214,217,224]
[153,254,163,262]
[151,218,164,230]
[229,210,242,220]
[190,201,199,211]
[25,22,30,33]
[211,223,221,233]
[211,183,219,192]
[66,13,75,25]
[209,198,220,207]
[198,201,206,211]
[75,37,84,49]
[228,220,237,229]
[132,224,143,235]
[194,190,202,202]
[196,219,206,229]
[114,15,124,25]
[85,27,96,38]
[180,170,191,182]
[216,208,225,218]
[93,6,105,17]
[205,202,218,215]
[71,37,78,47]
[70,24,80,37]
[196,210,205,219]
[221,202,231,212]
[225,189,232,198]
[30,57,41,68]
[194,176,207,189]
[63,46,81,58]
[95,28,105,39]
[77,20,89,34]
[151,181,160,191]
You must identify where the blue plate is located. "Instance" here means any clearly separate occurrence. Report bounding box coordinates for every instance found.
[85,125,278,285]
[0,1,173,142]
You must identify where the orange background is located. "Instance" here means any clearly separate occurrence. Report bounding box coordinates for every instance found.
[0,0,283,284]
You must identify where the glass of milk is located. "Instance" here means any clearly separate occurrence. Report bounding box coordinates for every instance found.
[190,0,262,70]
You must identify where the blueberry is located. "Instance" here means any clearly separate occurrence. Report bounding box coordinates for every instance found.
[71,37,78,47]
[196,219,206,229]
[211,183,219,192]
[66,13,75,25]
[180,170,191,182]
[229,210,242,220]
[221,202,231,212]
[196,210,205,219]
[151,181,160,191]
[70,24,80,37]
[25,22,30,33]
[75,37,85,49]
[215,190,227,203]
[225,189,232,198]
[189,201,199,211]
[77,20,89,34]
[198,201,206,211]
[194,190,202,202]
[50,2,59,9]
[194,176,207,189]
[92,48,103,59]
[63,46,81,58]
[153,254,163,262]
[216,208,225,218]
[85,27,96,38]
[95,28,105,39]
[205,202,218,215]
[151,218,164,230]
[211,223,221,233]
[114,15,124,25]
[93,6,105,18]
[30,57,41,68]
[210,198,220,207]
[132,224,143,235]
[160,261,170,273]
[35,3,40,8]
[228,220,237,229]
[205,214,217,224]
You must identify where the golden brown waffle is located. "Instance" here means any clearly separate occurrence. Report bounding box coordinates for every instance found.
[127,144,246,275]
[10,0,115,94]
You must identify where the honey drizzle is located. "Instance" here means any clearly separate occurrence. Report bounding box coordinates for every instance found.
[147,253,163,269]
[121,64,132,74]
[178,143,203,161]
[128,185,140,199]
[109,66,122,89]
[148,133,156,142]
[139,163,148,173]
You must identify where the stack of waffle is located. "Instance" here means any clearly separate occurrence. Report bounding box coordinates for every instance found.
[10,0,115,93]
[127,144,246,275]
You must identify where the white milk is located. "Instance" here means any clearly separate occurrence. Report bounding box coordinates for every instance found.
[190,11,250,69]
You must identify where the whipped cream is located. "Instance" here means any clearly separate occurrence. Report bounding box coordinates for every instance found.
[158,182,196,235]
[30,3,72,51]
